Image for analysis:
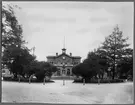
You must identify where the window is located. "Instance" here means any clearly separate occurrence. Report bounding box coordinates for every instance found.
[2,70,5,73]
[57,69,60,76]
[63,56,65,60]
[67,69,70,76]
[62,70,65,74]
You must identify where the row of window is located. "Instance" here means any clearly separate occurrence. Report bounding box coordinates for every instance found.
[49,62,79,65]
[56,69,71,76]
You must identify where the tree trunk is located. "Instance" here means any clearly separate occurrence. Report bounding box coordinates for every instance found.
[14,73,17,79]
[112,66,115,79]
[101,73,104,79]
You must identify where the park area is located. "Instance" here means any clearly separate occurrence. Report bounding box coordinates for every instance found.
[2,80,133,104]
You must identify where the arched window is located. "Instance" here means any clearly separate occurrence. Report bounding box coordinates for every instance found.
[67,69,70,76]
[2,70,5,73]
[57,69,60,76]
[62,70,65,74]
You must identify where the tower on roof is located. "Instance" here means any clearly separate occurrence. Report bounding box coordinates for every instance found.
[62,36,66,54]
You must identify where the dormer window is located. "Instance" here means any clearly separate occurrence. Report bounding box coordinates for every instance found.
[63,56,65,60]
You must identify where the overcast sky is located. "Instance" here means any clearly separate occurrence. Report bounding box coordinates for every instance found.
[3,1,134,62]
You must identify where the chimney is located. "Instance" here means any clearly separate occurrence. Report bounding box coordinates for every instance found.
[56,53,58,56]
[70,53,72,56]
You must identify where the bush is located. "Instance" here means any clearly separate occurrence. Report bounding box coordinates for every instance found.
[3,76,13,81]
[73,78,124,83]
[127,75,133,81]
[119,75,127,79]
[3,76,54,83]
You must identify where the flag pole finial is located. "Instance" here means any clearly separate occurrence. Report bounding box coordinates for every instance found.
[64,36,65,49]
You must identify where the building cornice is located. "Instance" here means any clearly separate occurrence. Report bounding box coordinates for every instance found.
[46,53,81,59]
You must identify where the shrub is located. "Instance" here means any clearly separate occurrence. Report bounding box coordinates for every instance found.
[3,76,13,81]
[73,78,124,83]
[3,75,54,83]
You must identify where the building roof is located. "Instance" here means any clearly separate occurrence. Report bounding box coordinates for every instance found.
[46,56,56,58]
[46,48,81,59]
[46,53,81,59]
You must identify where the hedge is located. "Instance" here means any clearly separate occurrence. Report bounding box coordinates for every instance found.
[73,78,124,83]
[2,76,54,83]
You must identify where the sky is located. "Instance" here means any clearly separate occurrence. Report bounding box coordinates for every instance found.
[3,1,134,62]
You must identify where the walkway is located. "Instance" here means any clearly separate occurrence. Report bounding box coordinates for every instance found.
[2,80,133,104]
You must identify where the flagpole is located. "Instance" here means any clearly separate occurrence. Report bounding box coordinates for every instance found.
[33,47,35,56]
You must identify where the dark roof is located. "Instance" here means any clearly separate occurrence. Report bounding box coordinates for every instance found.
[46,53,81,59]
[72,56,81,59]
[46,56,56,58]
[57,53,72,58]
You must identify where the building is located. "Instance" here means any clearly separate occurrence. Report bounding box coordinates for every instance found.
[46,48,81,76]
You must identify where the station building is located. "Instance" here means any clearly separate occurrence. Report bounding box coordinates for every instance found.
[46,48,81,76]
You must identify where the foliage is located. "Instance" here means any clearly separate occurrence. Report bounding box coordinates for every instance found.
[30,61,58,81]
[117,51,133,79]
[2,76,54,83]
[72,51,108,81]
[101,25,130,79]
[2,4,25,50]
[72,25,132,81]
[2,4,27,75]
[2,45,36,78]
[2,4,58,82]
[73,78,124,83]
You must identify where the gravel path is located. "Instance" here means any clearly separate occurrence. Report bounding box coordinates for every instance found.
[2,80,133,104]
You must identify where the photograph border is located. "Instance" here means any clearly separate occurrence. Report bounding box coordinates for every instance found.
[0,0,134,105]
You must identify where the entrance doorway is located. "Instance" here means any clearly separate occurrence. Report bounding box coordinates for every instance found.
[67,69,70,76]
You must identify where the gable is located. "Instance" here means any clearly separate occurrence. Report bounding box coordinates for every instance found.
[55,53,72,63]
[56,53,71,58]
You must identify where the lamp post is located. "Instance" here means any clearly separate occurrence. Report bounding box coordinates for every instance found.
[97,74,100,85]
[83,78,85,85]
[43,77,45,85]
[43,69,46,85]
[18,74,20,83]
[108,67,111,83]
[62,64,65,86]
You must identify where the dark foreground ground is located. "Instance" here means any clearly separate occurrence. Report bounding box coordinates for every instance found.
[2,80,133,104]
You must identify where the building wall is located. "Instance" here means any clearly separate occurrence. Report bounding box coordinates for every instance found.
[55,55,72,65]
[47,55,81,76]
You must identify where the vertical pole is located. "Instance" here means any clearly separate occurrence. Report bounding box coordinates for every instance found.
[33,47,35,56]
[83,79,85,85]
[109,71,110,84]
[64,36,65,49]
[98,74,100,85]
[29,76,31,84]
[19,75,20,83]
[98,78,100,85]
[43,77,45,85]
[63,79,65,86]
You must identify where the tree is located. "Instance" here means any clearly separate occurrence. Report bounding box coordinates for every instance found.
[23,60,39,78]
[117,48,133,79]
[33,61,58,81]
[2,45,36,78]
[2,4,26,68]
[2,4,25,50]
[101,25,130,79]
[72,50,108,82]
